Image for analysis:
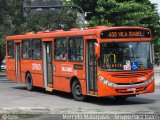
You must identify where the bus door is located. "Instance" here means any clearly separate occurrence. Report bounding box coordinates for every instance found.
[43,42,53,90]
[15,43,21,82]
[86,40,97,95]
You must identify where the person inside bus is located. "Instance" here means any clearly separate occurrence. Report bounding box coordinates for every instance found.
[55,53,61,60]
[68,38,76,61]
[60,52,67,61]
[122,48,130,65]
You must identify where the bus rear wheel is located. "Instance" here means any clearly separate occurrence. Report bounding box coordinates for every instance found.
[26,73,33,91]
[71,80,85,101]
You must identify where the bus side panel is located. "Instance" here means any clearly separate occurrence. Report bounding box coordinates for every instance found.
[53,76,70,92]
[20,60,31,84]
[20,60,44,88]
[79,80,87,95]
[53,62,70,92]
[31,60,44,88]
[53,78,87,94]
[6,59,16,82]
[21,72,26,84]
[53,77,62,91]
[32,73,44,88]
[53,62,86,93]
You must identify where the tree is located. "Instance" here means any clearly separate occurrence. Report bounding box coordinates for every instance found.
[0,0,27,70]
[69,0,160,59]
[0,0,78,69]
[26,8,77,32]
[0,39,5,71]
[90,0,159,27]
[65,0,159,29]
[70,0,97,20]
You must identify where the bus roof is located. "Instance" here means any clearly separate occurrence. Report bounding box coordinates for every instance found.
[6,26,150,40]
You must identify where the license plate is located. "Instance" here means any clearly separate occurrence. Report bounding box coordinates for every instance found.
[127,88,136,91]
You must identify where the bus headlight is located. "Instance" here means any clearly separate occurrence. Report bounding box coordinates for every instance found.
[145,76,154,84]
[99,76,117,87]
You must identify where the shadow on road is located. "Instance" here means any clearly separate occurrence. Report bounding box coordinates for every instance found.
[11,85,73,99]
[0,75,157,107]
[0,79,14,83]
[84,96,155,106]
[11,85,155,106]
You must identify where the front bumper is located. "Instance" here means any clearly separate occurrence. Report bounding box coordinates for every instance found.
[98,79,154,97]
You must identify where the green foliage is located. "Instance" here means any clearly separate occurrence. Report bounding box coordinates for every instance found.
[0,0,27,66]
[26,9,77,32]
[0,0,26,35]
[90,0,159,28]
[71,0,97,20]
[63,0,74,5]
[0,0,78,66]
[69,0,160,55]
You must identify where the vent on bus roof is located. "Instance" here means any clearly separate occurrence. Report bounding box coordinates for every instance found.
[54,30,64,32]
[87,26,107,29]
[70,28,80,31]
[111,71,148,78]
[37,31,44,34]
[26,32,35,34]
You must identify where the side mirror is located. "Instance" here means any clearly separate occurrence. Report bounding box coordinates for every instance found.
[94,43,100,59]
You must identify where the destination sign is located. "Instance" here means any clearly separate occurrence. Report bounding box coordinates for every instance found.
[100,29,151,39]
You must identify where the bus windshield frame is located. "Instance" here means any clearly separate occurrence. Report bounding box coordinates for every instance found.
[99,41,153,72]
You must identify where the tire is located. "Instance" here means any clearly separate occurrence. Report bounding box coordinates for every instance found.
[26,73,33,91]
[71,80,85,101]
[114,96,128,101]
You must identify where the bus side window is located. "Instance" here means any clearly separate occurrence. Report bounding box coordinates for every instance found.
[54,38,67,61]
[22,39,31,59]
[68,37,84,62]
[32,39,41,60]
[7,41,14,59]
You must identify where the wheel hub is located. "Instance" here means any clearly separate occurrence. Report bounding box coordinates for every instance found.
[75,85,82,96]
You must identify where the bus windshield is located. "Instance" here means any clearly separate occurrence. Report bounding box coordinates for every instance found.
[99,42,153,71]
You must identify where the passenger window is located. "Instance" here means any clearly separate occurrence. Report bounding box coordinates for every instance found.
[32,39,41,60]
[7,41,14,59]
[68,37,84,62]
[54,38,67,61]
[22,39,31,59]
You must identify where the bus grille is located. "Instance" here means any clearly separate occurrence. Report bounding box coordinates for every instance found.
[111,71,148,78]
[116,86,146,94]
[116,81,144,85]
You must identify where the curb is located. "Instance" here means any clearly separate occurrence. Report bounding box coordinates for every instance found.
[0,75,6,77]
[0,72,6,77]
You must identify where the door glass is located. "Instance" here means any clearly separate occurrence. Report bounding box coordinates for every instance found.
[87,41,97,91]
[46,43,53,84]
[16,43,20,82]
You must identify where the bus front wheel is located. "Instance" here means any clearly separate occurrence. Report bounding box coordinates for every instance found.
[26,73,33,91]
[71,80,85,101]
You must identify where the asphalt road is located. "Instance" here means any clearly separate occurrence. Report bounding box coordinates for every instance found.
[0,75,160,120]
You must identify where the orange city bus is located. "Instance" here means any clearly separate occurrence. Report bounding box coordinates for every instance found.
[6,26,154,101]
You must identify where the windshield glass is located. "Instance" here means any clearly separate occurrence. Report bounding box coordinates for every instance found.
[99,42,153,71]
